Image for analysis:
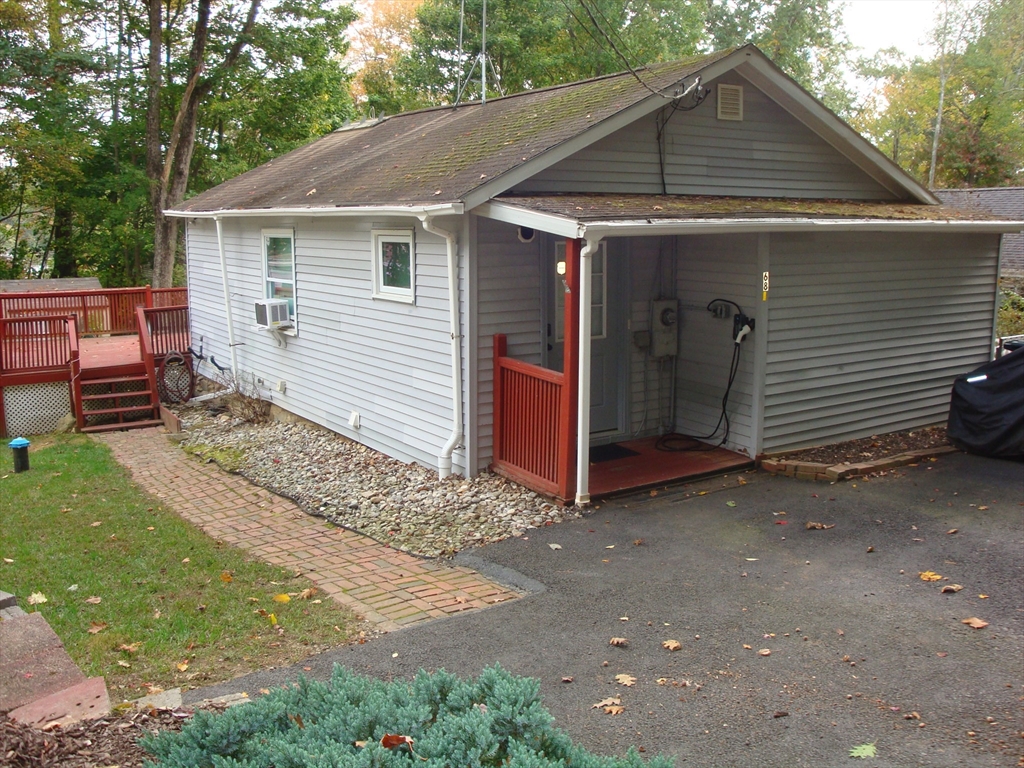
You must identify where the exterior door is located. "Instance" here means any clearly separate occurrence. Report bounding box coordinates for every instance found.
[548,240,625,435]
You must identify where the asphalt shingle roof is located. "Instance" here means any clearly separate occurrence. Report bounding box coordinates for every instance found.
[171,51,736,213]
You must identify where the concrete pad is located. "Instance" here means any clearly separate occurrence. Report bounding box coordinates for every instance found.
[8,676,109,727]
[0,591,16,610]
[0,612,87,712]
[134,687,183,710]
[0,606,27,620]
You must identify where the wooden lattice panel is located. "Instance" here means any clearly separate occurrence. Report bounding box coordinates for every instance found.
[2,382,72,436]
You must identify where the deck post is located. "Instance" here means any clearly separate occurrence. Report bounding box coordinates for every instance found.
[492,334,507,464]
[558,239,581,501]
[145,284,153,308]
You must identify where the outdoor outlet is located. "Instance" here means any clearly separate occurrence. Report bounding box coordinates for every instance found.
[349,411,360,429]
[275,380,287,394]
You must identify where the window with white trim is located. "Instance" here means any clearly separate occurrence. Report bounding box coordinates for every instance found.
[263,229,296,318]
[372,229,415,303]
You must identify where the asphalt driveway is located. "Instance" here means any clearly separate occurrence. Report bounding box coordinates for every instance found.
[185,452,1023,767]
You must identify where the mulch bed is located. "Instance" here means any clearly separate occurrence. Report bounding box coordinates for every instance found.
[0,708,188,768]
[773,425,951,466]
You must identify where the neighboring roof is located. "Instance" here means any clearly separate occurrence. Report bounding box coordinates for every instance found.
[0,278,102,293]
[934,188,1024,271]
[477,194,1024,239]
[169,45,935,217]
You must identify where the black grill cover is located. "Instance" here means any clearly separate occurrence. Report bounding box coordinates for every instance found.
[947,348,1024,459]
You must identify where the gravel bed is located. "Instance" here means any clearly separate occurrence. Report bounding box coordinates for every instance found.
[175,406,579,559]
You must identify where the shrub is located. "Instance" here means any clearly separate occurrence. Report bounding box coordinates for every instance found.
[141,665,671,768]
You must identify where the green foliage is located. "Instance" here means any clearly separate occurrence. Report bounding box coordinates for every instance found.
[854,0,1023,187]
[997,280,1024,336]
[848,742,877,758]
[141,665,672,768]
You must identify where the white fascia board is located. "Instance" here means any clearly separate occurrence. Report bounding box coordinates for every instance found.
[736,56,938,205]
[165,203,465,219]
[461,52,750,211]
[473,201,581,238]
[581,218,1024,238]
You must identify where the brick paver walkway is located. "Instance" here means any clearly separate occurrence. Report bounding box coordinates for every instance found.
[95,429,519,632]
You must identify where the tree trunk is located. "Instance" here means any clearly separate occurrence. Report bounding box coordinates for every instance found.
[50,203,77,278]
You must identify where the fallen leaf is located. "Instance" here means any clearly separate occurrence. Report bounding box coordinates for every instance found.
[85,596,102,604]
[561,676,574,683]
[849,742,877,759]
[273,594,291,603]
[978,594,989,599]
[773,711,789,718]
[220,571,233,583]
[26,592,47,605]
[117,660,131,668]
[743,644,752,650]
[936,652,948,657]
[605,545,615,549]
[805,522,835,530]
[181,558,190,564]
[118,642,141,653]
[919,571,942,582]
[726,501,737,507]
[177,661,189,672]
[662,639,682,651]
[758,648,771,656]
[619,616,629,621]
[745,558,758,561]
[354,740,368,748]
[592,696,621,709]
[649,490,658,497]
[289,713,306,729]
[548,543,562,550]
[269,613,278,626]
[90,521,102,527]
[961,617,989,629]
[615,674,636,687]
[977,506,988,511]
[633,539,644,546]
[153,610,161,619]
[609,637,628,647]
[947,528,959,534]
[298,588,317,600]
[941,584,963,593]
[866,546,874,553]
[2,558,13,564]
[88,622,108,634]
[604,705,625,715]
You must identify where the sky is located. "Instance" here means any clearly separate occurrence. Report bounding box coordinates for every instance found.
[842,0,941,60]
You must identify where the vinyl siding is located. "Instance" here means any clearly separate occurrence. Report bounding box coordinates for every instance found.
[473,217,544,469]
[186,216,467,474]
[761,232,999,452]
[627,237,673,438]
[672,234,760,455]
[512,73,895,201]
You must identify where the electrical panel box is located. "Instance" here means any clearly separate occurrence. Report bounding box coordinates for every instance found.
[651,299,679,358]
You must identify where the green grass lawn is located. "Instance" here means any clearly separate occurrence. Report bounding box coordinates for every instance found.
[0,434,361,699]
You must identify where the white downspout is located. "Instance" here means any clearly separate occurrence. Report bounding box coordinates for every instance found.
[420,215,463,478]
[575,237,601,506]
[214,216,239,376]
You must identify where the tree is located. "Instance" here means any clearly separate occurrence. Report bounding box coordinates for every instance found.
[705,0,854,115]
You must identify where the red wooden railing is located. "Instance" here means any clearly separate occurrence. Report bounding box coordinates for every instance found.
[152,287,188,307]
[0,286,189,335]
[492,334,572,498]
[140,305,191,358]
[0,316,74,377]
[136,306,163,411]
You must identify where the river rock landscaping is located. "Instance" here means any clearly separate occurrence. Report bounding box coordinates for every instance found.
[175,405,579,559]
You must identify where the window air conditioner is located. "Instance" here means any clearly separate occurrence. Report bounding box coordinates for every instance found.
[254,298,291,329]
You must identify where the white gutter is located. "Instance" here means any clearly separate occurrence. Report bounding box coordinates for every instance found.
[576,218,1024,239]
[165,203,464,220]
[575,236,602,506]
[419,215,463,479]
[214,216,239,376]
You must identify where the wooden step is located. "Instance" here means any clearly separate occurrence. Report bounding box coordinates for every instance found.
[81,389,153,402]
[80,419,165,434]
[80,375,150,387]
[81,404,156,418]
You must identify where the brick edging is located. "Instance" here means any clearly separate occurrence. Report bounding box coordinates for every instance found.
[759,445,960,482]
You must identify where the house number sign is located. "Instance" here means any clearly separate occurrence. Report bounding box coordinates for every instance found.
[762,271,770,301]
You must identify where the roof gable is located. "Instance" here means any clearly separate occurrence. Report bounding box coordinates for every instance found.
[170,46,934,216]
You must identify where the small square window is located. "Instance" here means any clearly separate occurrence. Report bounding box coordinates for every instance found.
[263,229,296,320]
[372,229,415,303]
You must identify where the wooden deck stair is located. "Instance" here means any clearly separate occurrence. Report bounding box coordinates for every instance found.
[77,372,162,433]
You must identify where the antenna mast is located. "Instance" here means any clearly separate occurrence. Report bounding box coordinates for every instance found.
[481,0,487,104]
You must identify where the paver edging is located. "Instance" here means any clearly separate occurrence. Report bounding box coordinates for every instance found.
[758,445,960,482]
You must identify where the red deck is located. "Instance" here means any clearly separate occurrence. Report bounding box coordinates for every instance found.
[588,435,753,499]
[78,336,144,377]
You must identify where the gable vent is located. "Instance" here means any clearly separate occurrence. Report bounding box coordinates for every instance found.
[717,84,743,121]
